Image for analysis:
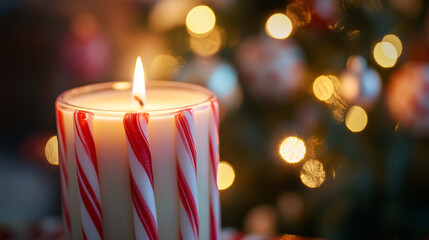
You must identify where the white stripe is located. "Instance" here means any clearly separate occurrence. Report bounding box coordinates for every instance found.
[77,169,102,221]
[74,114,101,202]
[80,196,101,240]
[133,205,150,240]
[128,152,157,222]
[180,203,197,240]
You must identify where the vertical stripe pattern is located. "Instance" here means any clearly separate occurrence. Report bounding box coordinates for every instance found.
[209,99,221,240]
[176,109,199,240]
[123,113,159,240]
[56,108,71,236]
[73,110,103,240]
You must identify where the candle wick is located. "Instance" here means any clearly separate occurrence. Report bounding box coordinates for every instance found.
[134,96,144,108]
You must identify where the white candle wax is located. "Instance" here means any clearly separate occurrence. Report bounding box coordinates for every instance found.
[56,81,216,240]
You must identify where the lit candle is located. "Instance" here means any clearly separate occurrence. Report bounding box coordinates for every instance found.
[55,57,220,240]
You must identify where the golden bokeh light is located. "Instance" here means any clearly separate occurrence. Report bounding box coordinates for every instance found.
[189,26,222,57]
[279,137,306,163]
[45,136,59,166]
[373,41,398,68]
[300,159,326,188]
[149,54,180,80]
[382,34,402,56]
[313,75,334,101]
[265,13,293,40]
[317,75,348,123]
[345,105,368,132]
[186,5,216,35]
[217,161,235,190]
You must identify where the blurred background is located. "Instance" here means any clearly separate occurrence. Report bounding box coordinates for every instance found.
[1,0,429,239]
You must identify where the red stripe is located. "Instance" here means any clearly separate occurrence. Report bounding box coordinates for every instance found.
[56,109,68,156]
[177,167,199,237]
[210,204,217,240]
[56,108,71,232]
[56,109,69,187]
[77,168,104,238]
[61,194,71,230]
[76,159,102,217]
[82,230,88,240]
[209,138,218,182]
[176,111,197,169]
[75,111,99,176]
[130,177,159,240]
[61,192,71,231]
[210,99,219,128]
[210,99,220,240]
[123,113,154,187]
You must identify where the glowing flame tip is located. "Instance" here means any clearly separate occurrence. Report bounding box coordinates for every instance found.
[133,56,146,106]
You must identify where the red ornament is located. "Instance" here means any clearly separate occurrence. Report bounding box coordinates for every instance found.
[235,35,306,103]
[60,33,111,80]
[60,13,111,81]
[387,63,429,135]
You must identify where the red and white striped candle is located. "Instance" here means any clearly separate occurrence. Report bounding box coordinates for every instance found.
[176,109,199,240]
[123,113,158,240]
[73,111,103,240]
[55,80,219,240]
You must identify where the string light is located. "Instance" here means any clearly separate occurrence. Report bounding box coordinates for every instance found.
[45,136,59,165]
[279,137,306,163]
[217,161,235,190]
[186,5,216,35]
[300,159,326,188]
[373,41,398,68]
[345,105,368,132]
[382,34,402,57]
[313,75,334,101]
[265,13,293,39]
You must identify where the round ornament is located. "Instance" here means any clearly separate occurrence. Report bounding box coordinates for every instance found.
[60,14,111,80]
[387,63,429,135]
[235,35,306,103]
[340,56,382,110]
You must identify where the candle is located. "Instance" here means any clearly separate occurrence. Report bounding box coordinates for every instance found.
[55,58,220,240]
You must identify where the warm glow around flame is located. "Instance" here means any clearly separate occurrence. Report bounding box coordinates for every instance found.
[133,56,146,105]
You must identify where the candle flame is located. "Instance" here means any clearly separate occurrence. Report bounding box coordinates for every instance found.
[133,56,146,106]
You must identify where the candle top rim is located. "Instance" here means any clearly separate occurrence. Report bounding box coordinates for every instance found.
[56,81,216,116]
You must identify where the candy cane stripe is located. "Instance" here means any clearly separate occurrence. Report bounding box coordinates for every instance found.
[176,109,199,240]
[74,110,103,240]
[56,108,71,234]
[124,113,158,240]
[76,161,102,219]
[124,114,154,186]
[209,99,220,240]
[75,115,99,175]
[177,117,197,169]
[178,169,199,232]
[76,167,103,237]
[130,177,158,240]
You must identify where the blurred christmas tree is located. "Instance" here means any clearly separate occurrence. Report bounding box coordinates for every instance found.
[1,0,429,239]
